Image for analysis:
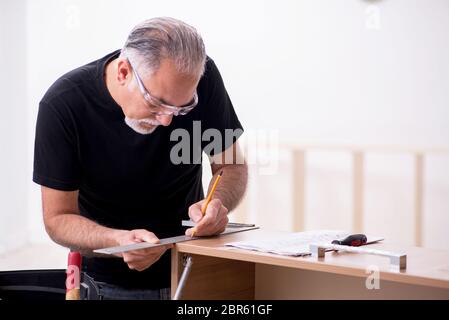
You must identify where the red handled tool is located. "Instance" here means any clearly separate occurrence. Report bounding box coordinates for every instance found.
[65,251,82,300]
[332,234,367,247]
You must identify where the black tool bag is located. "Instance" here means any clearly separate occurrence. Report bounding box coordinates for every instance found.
[0,269,102,300]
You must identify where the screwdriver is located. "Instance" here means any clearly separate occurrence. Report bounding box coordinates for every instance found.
[332,234,367,247]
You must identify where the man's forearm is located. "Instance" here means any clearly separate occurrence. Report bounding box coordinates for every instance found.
[208,164,248,211]
[45,213,122,256]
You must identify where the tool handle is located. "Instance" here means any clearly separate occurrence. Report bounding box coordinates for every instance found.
[332,234,367,246]
[66,251,82,300]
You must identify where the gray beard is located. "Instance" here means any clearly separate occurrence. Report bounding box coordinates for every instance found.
[124,117,161,135]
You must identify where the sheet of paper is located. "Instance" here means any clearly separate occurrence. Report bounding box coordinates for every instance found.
[225,230,384,256]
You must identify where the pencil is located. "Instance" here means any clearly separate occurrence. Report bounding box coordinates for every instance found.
[191,170,223,237]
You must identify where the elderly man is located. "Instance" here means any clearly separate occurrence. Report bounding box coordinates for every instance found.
[33,17,247,300]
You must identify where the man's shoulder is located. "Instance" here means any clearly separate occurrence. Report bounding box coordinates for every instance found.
[40,50,119,107]
[41,62,95,106]
[203,55,218,77]
[198,56,221,90]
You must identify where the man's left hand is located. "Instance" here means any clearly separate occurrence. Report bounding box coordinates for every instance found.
[185,198,228,237]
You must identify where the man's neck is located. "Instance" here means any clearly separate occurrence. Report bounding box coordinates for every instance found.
[104,59,122,108]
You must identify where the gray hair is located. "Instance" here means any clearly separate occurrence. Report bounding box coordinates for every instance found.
[120,17,206,78]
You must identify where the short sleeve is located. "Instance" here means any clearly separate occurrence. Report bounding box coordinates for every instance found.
[33,101,80,191]
[199,58,244,156]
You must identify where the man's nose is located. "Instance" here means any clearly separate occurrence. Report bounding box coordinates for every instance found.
[156,114,173,126]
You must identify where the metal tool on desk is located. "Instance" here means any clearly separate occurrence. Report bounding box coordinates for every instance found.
[310,233,406,271]
[332,234,367,246]
[94,235,199,255]
[94,223,258,255]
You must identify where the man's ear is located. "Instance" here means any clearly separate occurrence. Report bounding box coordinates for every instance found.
[116,58,131,85]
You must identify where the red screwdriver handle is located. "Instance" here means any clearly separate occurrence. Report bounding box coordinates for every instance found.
[332,234,367,246]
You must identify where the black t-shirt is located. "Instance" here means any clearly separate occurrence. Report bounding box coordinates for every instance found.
[33,50,243,289]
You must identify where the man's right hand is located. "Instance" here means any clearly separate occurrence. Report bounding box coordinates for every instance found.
[113,229,173,272]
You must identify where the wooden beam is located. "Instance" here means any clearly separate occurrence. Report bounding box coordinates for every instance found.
[353,152,364,233]
[414,154,424,247]
[292,150,306,231]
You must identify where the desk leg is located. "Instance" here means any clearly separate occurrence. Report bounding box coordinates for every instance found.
[171,248,255,300]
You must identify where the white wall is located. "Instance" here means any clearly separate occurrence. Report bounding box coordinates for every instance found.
[0,0,29,256]
[11,0,449,251]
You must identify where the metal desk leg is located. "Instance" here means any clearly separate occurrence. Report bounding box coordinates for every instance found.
[173,255,193,300]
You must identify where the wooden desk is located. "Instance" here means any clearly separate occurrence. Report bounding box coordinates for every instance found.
[171,229,449,299]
